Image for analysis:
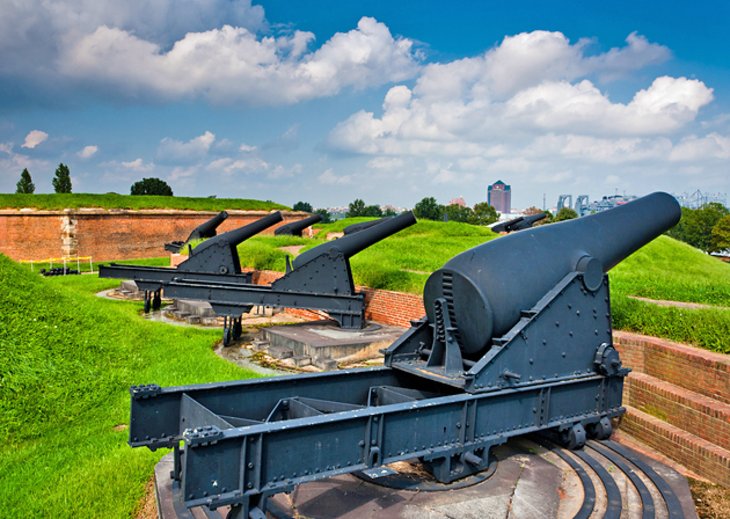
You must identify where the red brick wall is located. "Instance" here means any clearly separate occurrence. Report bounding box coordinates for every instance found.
[0,209,307,262]
[0,210,64,261]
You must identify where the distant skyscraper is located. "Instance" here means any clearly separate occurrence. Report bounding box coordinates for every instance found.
[488,180,511,213]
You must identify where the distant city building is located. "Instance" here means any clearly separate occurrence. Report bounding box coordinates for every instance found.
[673,190,728,209]
[487,180,511,213]
[448,196,467,207]
[557,194,637,217]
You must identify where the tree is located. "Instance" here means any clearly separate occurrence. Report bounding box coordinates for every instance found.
[554,207,578,221]
[668,203,730,252]
[523,206,551,226]
[15,168,35,194]
[347,198,366,217]
[362,204,383,217]
[52,163,72,193]
[469,202,499,225]
[314,208,332,223]
[443,203,473,223]
[130,177,173,196]
[383,207,397,217]
[413,197,444,220]
[710,215,730,252]
[293,201,313,212]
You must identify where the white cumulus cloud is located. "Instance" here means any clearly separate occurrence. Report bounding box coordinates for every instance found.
[121,158,154,172]
[157,131,216,163]
[22,130,49,149]
[78,145,98,158]
[325,30,723,203]
[52,16,418,104]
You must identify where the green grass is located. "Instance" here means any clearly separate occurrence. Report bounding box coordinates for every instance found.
[19,256,170,275]
[0,254,259,517]
[610,236,730,306]
[0,193,287,211]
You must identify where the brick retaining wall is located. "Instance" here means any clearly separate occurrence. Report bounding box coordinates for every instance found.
[614,331,730,405]
[0,209,306,262]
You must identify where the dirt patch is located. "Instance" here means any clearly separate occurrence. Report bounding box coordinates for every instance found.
[279,245,305,256]
[113,423,127,432]
[690,478,730,519]
[134,477,157,519]
[628,296,729,311]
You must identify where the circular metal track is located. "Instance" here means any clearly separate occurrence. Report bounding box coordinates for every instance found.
[154,437,697,519]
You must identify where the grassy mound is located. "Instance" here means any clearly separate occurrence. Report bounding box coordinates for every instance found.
[0,193,287,211]
[610,236,730,353]
[0,255,258,516]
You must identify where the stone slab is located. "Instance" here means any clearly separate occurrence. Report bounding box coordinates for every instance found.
[263,321,405,362]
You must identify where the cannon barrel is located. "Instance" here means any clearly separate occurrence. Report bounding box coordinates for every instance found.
[293,211,416,268]
[274,214,322,236]
[424,192,681,358]
[191,212,282,254]
[189,211,229,240]
[343,216,393,235]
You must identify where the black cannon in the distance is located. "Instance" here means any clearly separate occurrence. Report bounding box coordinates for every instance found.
[162,210,418,331]
[274,213,322,236]
[99,212,283,311]
[491,212,547,233]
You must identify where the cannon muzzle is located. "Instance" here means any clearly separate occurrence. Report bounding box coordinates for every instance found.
[165,210,230,252]
[190,210,229,240]
[274,214,322,236]
[293,211,416,268]
[424,192,681,358]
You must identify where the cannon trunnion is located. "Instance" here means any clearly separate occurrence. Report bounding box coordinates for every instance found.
[127,193,681,519]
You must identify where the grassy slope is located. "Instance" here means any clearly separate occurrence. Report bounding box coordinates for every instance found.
[0,256,258,517]
[0,193,287,211]
[610,236,730,352]
[236,219,728,351]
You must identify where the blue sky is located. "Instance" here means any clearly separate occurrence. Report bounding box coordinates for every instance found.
[1,0,728,210]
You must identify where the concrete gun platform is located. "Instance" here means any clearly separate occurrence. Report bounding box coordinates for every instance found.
[153,435,697,519]
[261,320,406,369]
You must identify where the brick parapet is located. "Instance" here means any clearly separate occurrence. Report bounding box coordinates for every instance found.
[0,209,307,262]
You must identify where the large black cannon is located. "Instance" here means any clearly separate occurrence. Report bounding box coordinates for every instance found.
[160,210,417,334]
[126,193,680,518]
[274,213,322,236]
[165,210,229,253]
[99,212,283,311]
